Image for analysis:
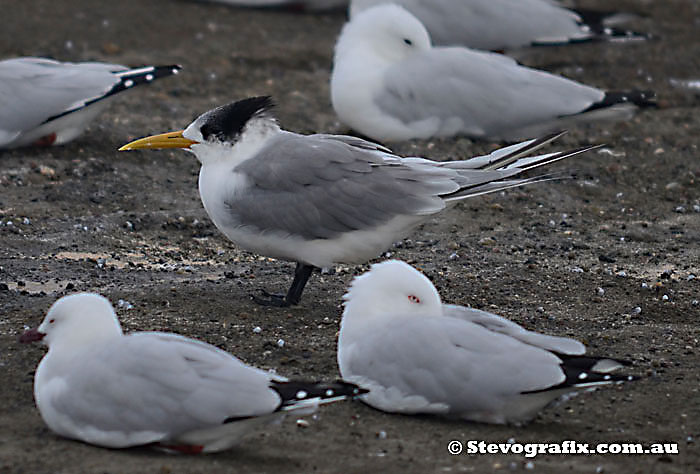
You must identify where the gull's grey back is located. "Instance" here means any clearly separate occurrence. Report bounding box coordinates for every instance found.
[376,48,603,140]
[351,0,583,49]
[46,331,280,441]
[0,58,123,144]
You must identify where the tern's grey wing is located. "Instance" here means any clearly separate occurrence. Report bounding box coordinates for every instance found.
[0,58,123,142]
[351,0,583,49]
[51,332,280,439]
[311,133,393,154]
[442,304,586,355]
[228,133,464,240]
[376,48,603,139]
[341,316,565,413]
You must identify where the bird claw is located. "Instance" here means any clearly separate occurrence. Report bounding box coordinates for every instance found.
[251,289,292,307]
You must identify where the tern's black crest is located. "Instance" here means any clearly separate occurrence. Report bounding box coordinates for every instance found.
[199,96,276,143]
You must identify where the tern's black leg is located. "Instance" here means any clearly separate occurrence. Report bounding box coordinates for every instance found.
[286,263,316,304]
[252,263,317,307]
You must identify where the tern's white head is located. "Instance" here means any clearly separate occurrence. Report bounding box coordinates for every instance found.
[335,4,431,65]
[342,260,443,322]
[20,293,123,351]
[119,96,280,166]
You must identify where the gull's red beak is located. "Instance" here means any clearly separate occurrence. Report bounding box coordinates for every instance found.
[19,327,45,343]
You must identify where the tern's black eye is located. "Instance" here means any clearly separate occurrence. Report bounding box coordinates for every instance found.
[403,38,413,46]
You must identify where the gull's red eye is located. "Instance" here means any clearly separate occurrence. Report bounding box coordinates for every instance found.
[407,295,421,304]
[49,319,55,324]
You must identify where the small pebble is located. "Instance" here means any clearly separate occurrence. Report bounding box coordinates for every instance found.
[524,461,535,470]
[597,148,625,158]
[662,295,669,301]
[691,300,698,306]
[641,282,649,289]
[23,217,30,225]
[377,430,387,439]
[633,307,642,315]
[616,271,627,277]
[570,267,584,273]
[296,419,309,428]
[597,287,605,296]
[253,326,262,334]
[277,338,285,347]
[117,299,133,310]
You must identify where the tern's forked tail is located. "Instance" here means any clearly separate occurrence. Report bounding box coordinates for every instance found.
[440,131,603,202]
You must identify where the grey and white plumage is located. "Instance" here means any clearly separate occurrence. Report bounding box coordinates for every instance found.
[332,4,655,142]
[120,96,598,306]
[19,293,364,452]
[338,260,637,424]
[349,0,649,50]
[0,57,180,149]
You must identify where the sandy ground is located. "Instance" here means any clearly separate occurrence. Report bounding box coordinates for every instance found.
[1,0,699,472]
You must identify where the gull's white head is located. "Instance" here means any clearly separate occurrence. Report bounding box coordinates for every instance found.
[119,96,280,166]
[343,260,442,321]
[20,293,123,350]
[335,4,432,64]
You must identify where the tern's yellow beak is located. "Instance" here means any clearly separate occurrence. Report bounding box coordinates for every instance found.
[118,130,198,151]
